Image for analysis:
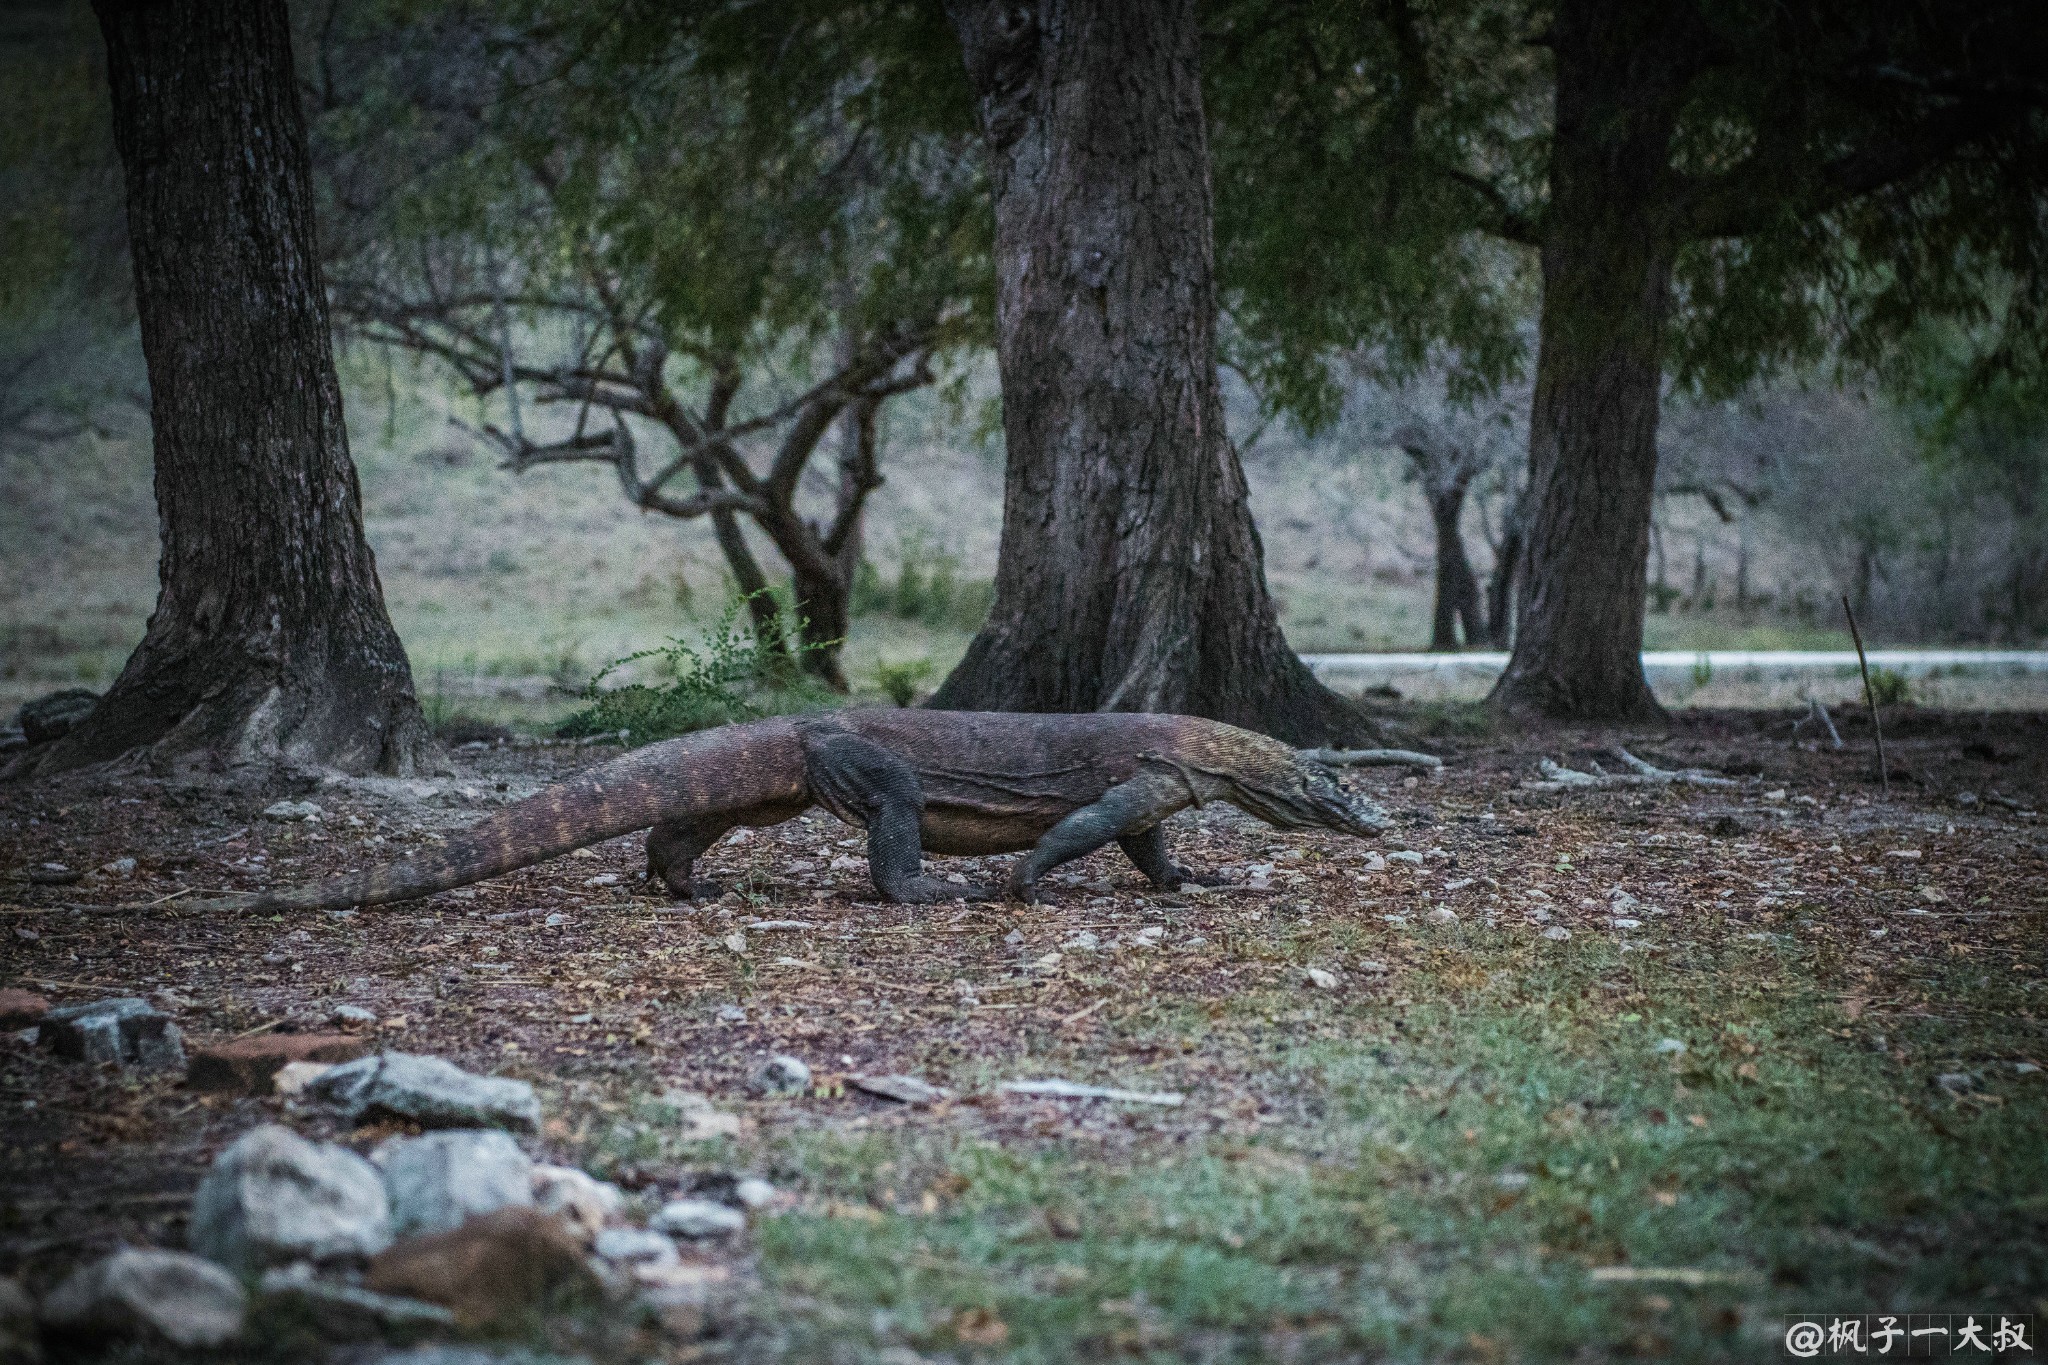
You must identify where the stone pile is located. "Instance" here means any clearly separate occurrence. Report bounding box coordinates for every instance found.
[7,1048,778,1360]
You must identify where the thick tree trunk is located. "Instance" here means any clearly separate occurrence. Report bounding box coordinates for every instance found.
[30,0,435,777]
[1427,483,1485,650]
[935,0,1364,743]
[1489,2,1694,722]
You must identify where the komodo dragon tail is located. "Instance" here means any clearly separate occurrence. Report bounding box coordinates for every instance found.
[233,720,807,914]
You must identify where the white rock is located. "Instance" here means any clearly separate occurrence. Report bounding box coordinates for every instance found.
[262,800,323,822]
[1493,1170,1533,1193]
[593,1227,679,1272]
[847,1073,948,1105]
[100,857,137,878]
[1610,917,1643,930]
[751,1054,812,1097]
[375,1129,533,1238]
[331,1004,377,1028]
[1654,1038,1688,1055]
[41,1249,245,1348]
[650,1198,746,1239]
[1388,850,1425,866]
[255,1263,455,1338]
[660,1089,743,1138]
[1541,926,1572,942]
[732,1177,778,1210]
[273,1061,335,1097]
[1304,967,1340,990]
[531,1164,623,1241]
[1360,852,1387,872]
[308,1052,541,1132]
[190,1126,391,1275]
[1427,906,1458,924]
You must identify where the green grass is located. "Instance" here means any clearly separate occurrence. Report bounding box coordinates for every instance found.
[737,932,2048,1362]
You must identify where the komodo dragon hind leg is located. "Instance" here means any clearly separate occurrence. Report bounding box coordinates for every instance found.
[648,796,811,900]
[1010,770,1194,902]
[1116,825,1226,890]
[802,731,999,904]
[646,816,734,900]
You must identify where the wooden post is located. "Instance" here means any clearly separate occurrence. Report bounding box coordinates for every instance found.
[1841,594,1888,799]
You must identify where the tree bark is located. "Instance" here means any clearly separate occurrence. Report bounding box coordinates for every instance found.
[32,0,435,777]
[934,0,1365,743]
[1489,1,1698,722]
[1485,492,1524,649]
[1426,481,1485,650]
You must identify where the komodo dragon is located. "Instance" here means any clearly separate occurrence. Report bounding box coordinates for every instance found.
[235,709,1388,912]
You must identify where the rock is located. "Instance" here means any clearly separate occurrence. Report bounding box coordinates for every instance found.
[255,1263,455,1341]
[732,1177,778,1210]
[370,1348,592,1365]
[38,998,184,1070]
[649,1199,745,1239]
[592,1227,682,1285]
[1426,906,1458,924]
[376,1130,533,1238]
[332,1004,378,1029]
[262,800,324,822]
[367,1208,600,1329]
[1062,930,1101,952]
[0,990,48,1031]
[530,1165,622,1243]
[659,1090,742,1139]
[17,690,96,745]
[0,1276,37,1365]
[1303,967,1339,990]
[40,1249,244,1349]
[308,1052,542,1132]
[190,1125,392,1275]
[1653,1038,1688,1055]
[98,857,136,878]
[1387,849,1425,866]
[273,1061,334,1097]
[750,1055,811,1097]
[848,1073,948,1105]
[188,1033,369,1094]
[1541,926,1572,942]
[1493,1170,1533,1192]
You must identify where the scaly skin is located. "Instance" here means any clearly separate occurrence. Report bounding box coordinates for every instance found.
[235,710,1389,912]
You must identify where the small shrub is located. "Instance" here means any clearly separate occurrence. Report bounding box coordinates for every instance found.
[558,593,836,743]
[1866,665,1912,707]
[1691,653,1714,689]
[876,658,937,707]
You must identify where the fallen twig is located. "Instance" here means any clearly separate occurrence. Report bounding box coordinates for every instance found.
[1300,748,1444,769]
[1790,697,1843,750]
[999,1079,1184,1106]
[1522,749,1737,793]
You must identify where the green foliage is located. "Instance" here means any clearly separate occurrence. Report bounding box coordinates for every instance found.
[874,658,936,707]
[851,537,996,633]
[558,594,834,742]
[1204,0,1540,430]
[1866,665,1912,708]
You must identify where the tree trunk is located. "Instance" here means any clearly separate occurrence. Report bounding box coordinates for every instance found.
[31,0,435,778]
[1426,481,1484,650]
[1489,2,1696,722]
[934,0,1365,743]
[1485,492,1524,649]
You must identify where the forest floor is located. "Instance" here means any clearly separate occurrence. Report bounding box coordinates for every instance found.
[2,706,2045,1363]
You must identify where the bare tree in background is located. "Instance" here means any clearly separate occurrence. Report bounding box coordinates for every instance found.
[1353,349,1529,651]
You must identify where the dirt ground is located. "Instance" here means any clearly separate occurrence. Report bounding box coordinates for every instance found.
[3,705,2045,1362]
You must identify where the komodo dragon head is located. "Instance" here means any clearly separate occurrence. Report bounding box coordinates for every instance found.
[1191,737,1390,837]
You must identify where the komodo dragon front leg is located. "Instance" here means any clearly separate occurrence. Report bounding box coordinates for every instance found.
[1008,769,1197,902]
[802,730,1000,904]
